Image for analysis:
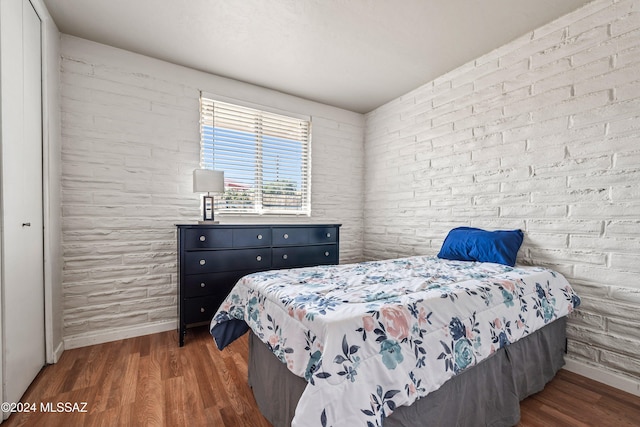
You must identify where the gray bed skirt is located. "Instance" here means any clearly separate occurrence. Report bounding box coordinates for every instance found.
[248,316,567,427]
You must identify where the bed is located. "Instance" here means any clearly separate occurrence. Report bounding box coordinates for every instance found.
[210,229,581,427]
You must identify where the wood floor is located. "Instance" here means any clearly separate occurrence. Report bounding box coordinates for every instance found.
[4,326,640,427]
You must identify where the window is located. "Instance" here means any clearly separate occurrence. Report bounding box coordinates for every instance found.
[200,95,311,215]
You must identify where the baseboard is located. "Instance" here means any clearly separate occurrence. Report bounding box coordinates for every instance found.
[563,358,640,397]
[63,320,178,350]
[52,340,64,363]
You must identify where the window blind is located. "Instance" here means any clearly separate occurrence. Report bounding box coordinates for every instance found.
[200,95,311,215]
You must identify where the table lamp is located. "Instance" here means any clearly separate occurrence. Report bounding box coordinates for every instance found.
[193,169,224,222]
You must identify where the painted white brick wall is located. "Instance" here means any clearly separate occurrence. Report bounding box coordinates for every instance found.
[364,0,640,386]
[60,35,364,346]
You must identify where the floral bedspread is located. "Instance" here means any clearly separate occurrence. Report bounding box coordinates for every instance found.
[210,256,580,427]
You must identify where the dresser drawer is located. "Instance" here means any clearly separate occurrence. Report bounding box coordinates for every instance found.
[183,270,250,298]
[184,228,232,249]
[272,227,308,246]
[184,295,222,324]
[309,227,337,244]
[185,248,272,274]
[233,228,272,247]
[183,227,272,249]
[272,244,337,269]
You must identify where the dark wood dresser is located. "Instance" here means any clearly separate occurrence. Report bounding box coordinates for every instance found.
[176,224,341,346]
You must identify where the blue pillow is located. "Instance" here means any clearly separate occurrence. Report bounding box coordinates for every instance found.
[437,227,524,267]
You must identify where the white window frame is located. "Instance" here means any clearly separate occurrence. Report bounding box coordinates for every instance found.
[199,93,312,216]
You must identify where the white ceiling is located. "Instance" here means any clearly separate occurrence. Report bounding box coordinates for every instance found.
[43,0,592,113]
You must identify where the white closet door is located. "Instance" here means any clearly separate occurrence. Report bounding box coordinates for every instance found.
[1,0,46,409]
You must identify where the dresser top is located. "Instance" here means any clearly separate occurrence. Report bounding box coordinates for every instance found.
[176,223,342,229]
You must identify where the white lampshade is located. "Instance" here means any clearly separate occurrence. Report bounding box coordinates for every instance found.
[193,169,224,193]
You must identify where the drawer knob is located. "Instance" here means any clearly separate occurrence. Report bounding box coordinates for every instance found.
[326,232,331,238]
[256,255,262,261]
[200,283,206,288]
[200,307,205,313]
[283,254,288,260]
[325,251,330,257]
[283,233,289,239]
[199,259,206,266]
[199,235,206,242]
[257,234,263,240]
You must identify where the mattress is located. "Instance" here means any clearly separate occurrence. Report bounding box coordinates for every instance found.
[211,255,580,426]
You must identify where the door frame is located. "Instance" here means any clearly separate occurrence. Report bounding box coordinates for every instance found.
[31,0,63,367]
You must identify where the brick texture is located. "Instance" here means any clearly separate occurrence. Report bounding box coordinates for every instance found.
[60,36,364,345]
[364,0,640,382]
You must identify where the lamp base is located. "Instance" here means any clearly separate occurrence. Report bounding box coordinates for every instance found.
[198,220,219,224]
[202,195,215,221]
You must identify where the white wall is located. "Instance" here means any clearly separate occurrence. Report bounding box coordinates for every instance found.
[60,35,364,348]
[364,0,640,393]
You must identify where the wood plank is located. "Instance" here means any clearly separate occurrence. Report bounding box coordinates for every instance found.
[132,353,163,426]
[120,353,140,406]
[72,345,109,390]
[163,376,187,426]
[90,338,129,413]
